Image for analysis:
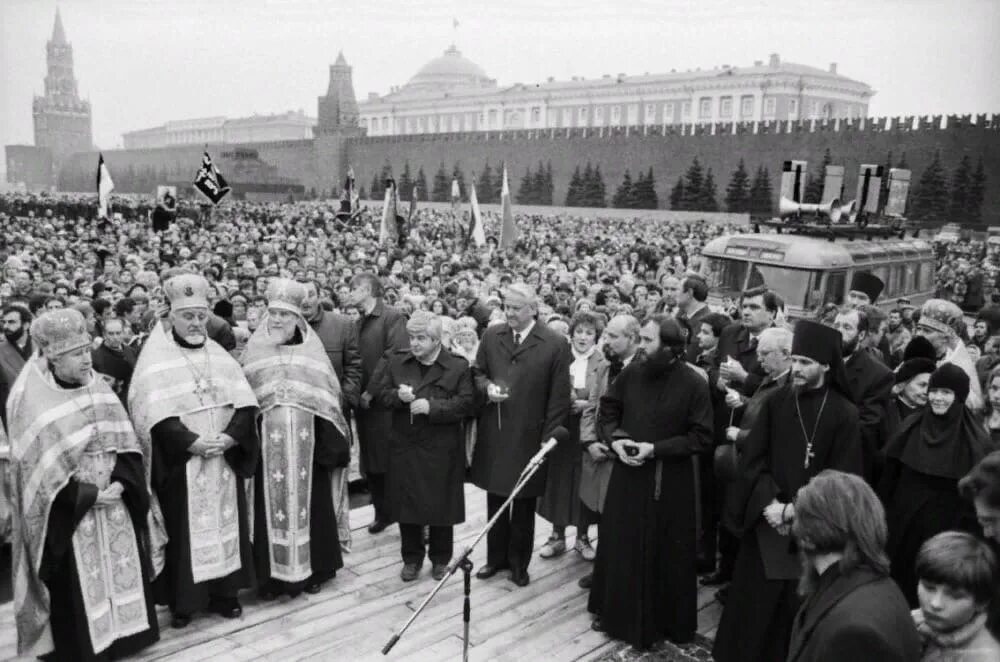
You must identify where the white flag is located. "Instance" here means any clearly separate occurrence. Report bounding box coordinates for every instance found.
[97,153,114,219]
[468,180,486,248]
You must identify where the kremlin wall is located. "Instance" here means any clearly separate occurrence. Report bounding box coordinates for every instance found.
[9,15,1000,224]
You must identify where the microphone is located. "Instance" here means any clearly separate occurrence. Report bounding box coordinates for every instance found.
[524,426,570,471]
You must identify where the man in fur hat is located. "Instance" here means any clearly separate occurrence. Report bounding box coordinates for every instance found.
[714,320,863,662]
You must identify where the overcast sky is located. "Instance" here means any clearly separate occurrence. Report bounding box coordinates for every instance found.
[2,0,998,152]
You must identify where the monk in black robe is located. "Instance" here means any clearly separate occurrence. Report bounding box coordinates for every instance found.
[714,320,863,662]
[588,318,713,649]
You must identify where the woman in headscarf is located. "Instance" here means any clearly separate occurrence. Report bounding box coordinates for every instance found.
[880,363,997,606]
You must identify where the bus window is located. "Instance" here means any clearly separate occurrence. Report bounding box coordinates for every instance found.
[918,261,935,291]
[905,263,917,294]
[872,266,890,297]
[892,264,906,297]
[746,264,818,308]
[825,271,846,305]
[702,257,749,298]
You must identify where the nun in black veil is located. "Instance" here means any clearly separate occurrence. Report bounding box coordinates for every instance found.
[880,362,997,606]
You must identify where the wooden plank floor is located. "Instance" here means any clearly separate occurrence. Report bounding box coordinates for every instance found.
[0,484,722,661]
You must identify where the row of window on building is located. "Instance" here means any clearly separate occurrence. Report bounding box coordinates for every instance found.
[361,96,865,134]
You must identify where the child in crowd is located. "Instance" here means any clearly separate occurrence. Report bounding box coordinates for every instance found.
[913,531,1000,661]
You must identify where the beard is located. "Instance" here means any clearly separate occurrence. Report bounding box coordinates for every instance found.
[3,327,24,344]
[842,337,859,356]
[641,346,678,378]
[182,333,206,345]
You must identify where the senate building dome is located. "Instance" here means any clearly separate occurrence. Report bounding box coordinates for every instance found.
[404,45,496,93]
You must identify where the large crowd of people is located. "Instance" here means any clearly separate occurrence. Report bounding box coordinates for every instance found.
[0,190,999,660]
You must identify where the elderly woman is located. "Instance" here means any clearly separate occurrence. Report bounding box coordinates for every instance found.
[537,311,605,560]
[880,364,996,606]
[885,336,937,439]
[787,471,919,662]
[915,298,984,411]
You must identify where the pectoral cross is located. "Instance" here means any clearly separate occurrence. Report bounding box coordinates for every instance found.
[804,442,816,469]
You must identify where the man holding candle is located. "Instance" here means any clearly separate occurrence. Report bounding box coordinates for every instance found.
[371,311,474,581]
[470,284,571,587]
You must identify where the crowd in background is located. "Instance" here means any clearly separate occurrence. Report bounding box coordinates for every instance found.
[2,190,1000,661]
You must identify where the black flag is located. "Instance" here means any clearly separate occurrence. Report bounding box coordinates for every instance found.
[193,151,231,204]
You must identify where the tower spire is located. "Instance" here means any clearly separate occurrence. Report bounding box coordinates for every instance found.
[52,8,67,45]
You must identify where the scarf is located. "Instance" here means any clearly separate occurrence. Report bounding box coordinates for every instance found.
[885,400,994,480]
[913,608,989,652]
[570,345,596,390]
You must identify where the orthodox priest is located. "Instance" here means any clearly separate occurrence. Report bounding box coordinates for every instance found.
[588,317,714,648]
[129,274,260,628]
[9,308,159,659]
[241,279,350,598]
[713,320,863,662]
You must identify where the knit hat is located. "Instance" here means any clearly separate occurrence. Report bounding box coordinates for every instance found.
[903,335,937,362]
[928,363,970,405]
[895,358,937,385]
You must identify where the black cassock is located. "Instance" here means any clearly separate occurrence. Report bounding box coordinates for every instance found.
[150,406,259,616]
[588,359,713,649]
[40,452,159,661]
[713,384,862,662]
[253,416,349,594]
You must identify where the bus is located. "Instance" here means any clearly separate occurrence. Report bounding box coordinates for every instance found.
[699,231,937,319]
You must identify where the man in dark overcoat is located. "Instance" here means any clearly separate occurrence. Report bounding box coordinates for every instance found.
[351,272,408,533]
[372,311,474,582]
[301,280,362,410]
[834,306,893,484]
[471,283,571,587]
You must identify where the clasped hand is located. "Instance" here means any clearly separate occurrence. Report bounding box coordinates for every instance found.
[188,433,235,458]
[611,438,654,466]
[409,398,430,416]
[763,500,793,535]
[93,482,124,508]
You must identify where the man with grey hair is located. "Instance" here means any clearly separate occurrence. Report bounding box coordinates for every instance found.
[471,283,571,587]
[577,313,641,590]
[371,310,474,582]
[915,298,983,411]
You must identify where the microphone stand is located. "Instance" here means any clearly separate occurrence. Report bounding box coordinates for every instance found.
[382,448,556,660]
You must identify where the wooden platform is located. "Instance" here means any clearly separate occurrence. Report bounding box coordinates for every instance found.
[0,484,722,661]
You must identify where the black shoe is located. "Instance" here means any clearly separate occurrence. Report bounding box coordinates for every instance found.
[509,568,530,587]
[209,598,243,619]
[368,519,393,534]
[304,581,323,594]
[400,563,421,582]
[476,563,508,579]
[171,613,192,629]
[431,563,448,580]
[578,573,593,589]
[700,570,732,586]
[715,586,730,606]
[258,589,279,601]
[591,618,605,633]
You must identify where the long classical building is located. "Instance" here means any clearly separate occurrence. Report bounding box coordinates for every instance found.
[358,48,873,136]
[122,110,316,149]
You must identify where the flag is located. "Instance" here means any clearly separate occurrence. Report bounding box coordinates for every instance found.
[467,178,486,248]
[379,178,399,245]
[499,164,517,249]
[96,153,114,219]
[451,178,460,210]
[193,151,231,205]
[408,183,418,222]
